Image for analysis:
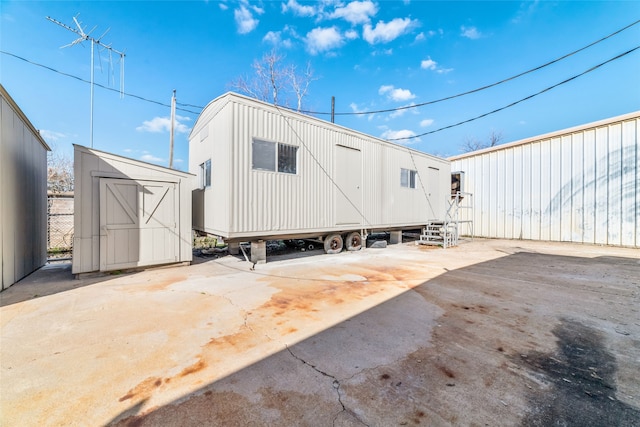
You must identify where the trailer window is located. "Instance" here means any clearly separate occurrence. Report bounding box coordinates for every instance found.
[278,143,297,174]
[401,168,417,189]
[252,138,297,174]
[200,159,211,188]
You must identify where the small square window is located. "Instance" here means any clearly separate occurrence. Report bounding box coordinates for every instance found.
[401,168,417,189]
[252,139,276,171]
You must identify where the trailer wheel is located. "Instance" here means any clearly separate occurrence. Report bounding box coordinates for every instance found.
[345,232,362,251]
[324,234,343,254]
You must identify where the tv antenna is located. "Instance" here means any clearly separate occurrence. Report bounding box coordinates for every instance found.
[46,15,126,148]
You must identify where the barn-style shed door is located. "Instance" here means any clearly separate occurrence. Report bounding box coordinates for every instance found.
[99,178,178,272]
[335,145,362,225]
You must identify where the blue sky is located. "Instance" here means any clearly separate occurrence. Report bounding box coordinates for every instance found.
[2,1,639,170]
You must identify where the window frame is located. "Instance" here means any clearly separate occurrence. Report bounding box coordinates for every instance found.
[200,159,211,188]
[252,138,298,175]
[401,168,417,189]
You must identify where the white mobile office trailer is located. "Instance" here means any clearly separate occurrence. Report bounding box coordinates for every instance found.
[190,92,450,257]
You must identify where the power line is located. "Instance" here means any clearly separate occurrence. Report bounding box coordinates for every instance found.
[388,45,640,141]
[296,18,640,117]
[0,50,202,115]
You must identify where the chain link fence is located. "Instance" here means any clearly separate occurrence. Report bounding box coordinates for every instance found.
[48,193,73,260]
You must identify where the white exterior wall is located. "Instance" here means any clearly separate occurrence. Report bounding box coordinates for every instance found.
[73,145,194,274]
[190,93,450,240]
[0,85,50,290]
[450,112,639,247]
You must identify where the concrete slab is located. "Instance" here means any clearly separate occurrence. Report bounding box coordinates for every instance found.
[1,240,639,426]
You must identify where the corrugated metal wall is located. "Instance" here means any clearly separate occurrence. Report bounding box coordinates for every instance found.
[450,112,639,247]
[190,93,451,239]
[0,85,50,290]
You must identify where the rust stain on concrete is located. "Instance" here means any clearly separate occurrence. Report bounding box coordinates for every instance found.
[119,377,164,402]
[178,357,207,378]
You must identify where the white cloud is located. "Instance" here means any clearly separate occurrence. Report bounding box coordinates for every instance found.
[461,25,481,39]
[40,129,67,142]
[305,26,344,54]
[330,1,378,25]
[420,57,437,70]
[350,102,365,114]
[234,2,263,34]
[282,0,316,17]
[263,31,280,44]
[345,29,359,40]
[378,85,416,102]
[421,56,453,74]
[218,3,228,11]
[140,153,163,163]
[380,128,418,144]
[263,31,293,48]
[512,1,540,24]
[389,108,407,119]
[136,115,191,134]
[363,17,418,44]
[420,118,434,127]
[414,32,425,42]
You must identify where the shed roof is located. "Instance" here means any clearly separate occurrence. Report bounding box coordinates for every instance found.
[0,84,51,151]
[74,144,194,177]
[448,110,640,161]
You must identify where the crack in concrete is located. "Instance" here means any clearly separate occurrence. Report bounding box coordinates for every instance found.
[285,346,370,427]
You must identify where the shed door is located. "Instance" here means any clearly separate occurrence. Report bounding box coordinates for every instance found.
[99,178,178,271]
[335,145,362,225]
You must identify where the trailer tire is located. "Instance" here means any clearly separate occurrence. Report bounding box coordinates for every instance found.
[324,234,343,254]
[345,231,362,251]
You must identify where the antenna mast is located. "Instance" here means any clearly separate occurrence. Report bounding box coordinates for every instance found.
[47,15,125,148]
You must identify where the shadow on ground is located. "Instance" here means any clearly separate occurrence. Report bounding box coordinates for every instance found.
[107,250,640,426]
[0,262,134,307]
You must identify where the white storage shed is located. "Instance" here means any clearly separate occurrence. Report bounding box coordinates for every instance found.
[73,145,194,274]
[1,84,51,290]
[449,111,639,248]
[189,92,450,256]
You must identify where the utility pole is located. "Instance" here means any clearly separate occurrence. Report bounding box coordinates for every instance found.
[47,15,125,148]
[169,90,176,169]
[331,96,335,123]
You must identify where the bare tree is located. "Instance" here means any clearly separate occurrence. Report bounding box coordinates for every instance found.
[460,130,503,153]
[48,148,74,193]
[229,50,316,111]
[290,61,317,112]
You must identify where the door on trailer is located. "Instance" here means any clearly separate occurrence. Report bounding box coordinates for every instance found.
[99,178,178,271]
[427,167,441,218]
[335,145,362,225]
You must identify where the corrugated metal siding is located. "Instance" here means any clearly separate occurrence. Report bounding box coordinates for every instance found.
[191,93,450,239]
[451,113,639,247]
[0,87,49,290]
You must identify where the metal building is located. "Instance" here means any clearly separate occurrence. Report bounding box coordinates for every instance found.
[73,145,194,274]
[449,112,639,248]
[190,92,450,255]
[0,84,51,290]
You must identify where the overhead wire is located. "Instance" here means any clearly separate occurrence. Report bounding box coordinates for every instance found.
[2,18,638,135]
[296,18,640,117]
[0,50,202,115]
[388,44,640,141]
